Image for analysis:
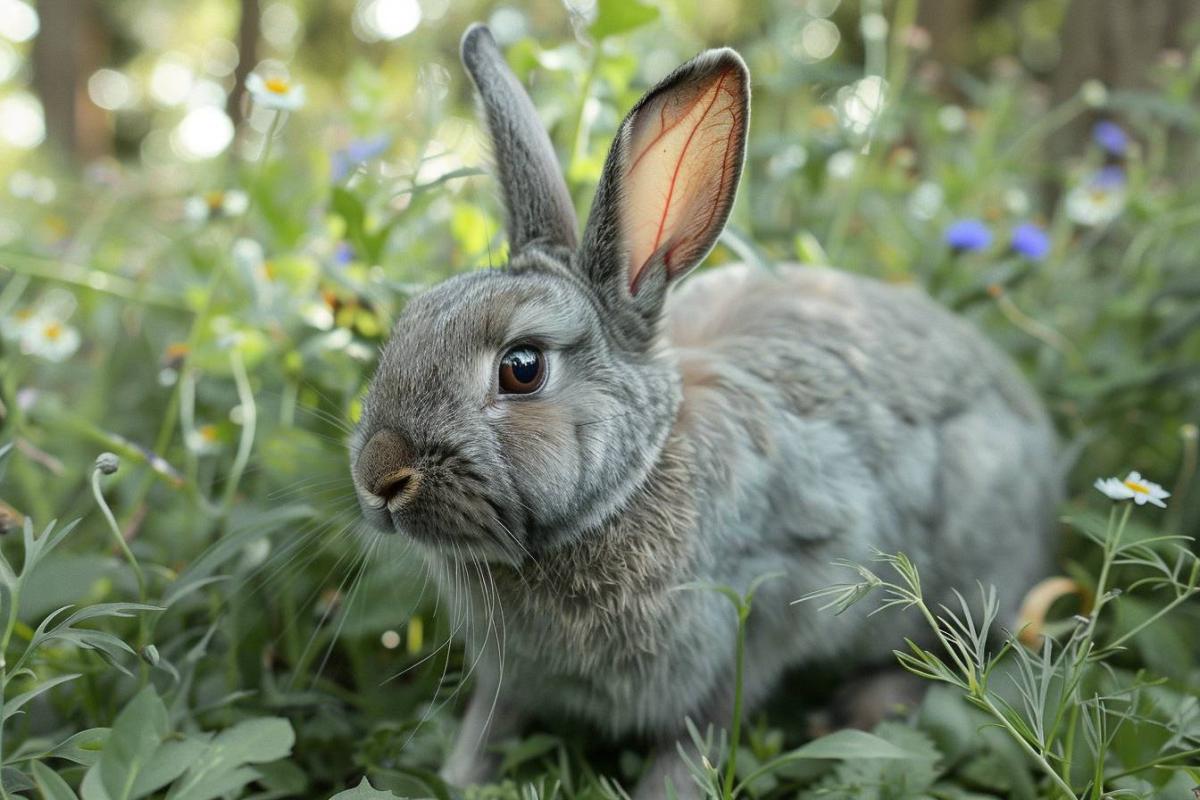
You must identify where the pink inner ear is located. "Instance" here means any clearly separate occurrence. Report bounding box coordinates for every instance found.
[622,64,744,293]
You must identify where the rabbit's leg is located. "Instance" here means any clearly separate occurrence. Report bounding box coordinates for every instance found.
[439,679,523,788]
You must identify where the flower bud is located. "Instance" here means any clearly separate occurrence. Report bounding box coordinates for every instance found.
[95,452,120,475]
[141,644,160,666]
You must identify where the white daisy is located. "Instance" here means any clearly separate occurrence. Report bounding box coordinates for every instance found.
[246,73,306,112]
[186,423,222,455]
[1065,168,1126,227]
[1094,471,1170,508]
[21,316,81,362]
[184,189,249,222]
[1,307,38,342]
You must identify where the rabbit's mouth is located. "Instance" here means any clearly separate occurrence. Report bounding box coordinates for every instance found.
[355,476,528,564]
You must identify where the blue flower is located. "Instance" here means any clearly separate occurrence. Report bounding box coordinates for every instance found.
[1092,121,1128,156]
[333,241,355,265]
[1092,165,1126,189]
[331,135,391,182]
[1010,223,1050,261]
[944,219,992,252]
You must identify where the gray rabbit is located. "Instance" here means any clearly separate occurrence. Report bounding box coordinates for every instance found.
[350,24,1059,799]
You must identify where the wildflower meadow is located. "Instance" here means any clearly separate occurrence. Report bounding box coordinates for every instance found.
[0,0,1198,798]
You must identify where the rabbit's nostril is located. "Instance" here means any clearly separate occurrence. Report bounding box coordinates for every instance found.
[373,467,421,510]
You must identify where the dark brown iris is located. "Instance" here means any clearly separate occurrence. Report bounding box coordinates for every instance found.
[498,346,545,394]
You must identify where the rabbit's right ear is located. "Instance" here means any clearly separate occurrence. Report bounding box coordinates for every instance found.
[461,24,578,253]
[578,48,749,332]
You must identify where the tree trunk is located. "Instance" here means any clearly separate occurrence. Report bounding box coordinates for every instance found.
[31,0,108,161]
[916,0,980,71]
[1051,0,1198,157]
[228,0,261,127]
[31,0,81,156]
[1054,0,1198,97]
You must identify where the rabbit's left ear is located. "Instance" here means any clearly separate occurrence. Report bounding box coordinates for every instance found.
[579,48,748,312]
[461,24,578,253]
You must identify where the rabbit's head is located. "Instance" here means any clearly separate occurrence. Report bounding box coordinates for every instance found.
[351,25,749,562]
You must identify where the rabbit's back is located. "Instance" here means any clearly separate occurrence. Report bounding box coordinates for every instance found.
[667,263,1058,670]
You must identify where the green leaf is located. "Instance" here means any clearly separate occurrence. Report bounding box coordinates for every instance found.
[796,723,942,800]
[589,0,660,40]
[329,777,404,799]
[47,728,110,767]
[166,717,295,800]
[739,727,934,796]
[2,674,82,722]
[498,733,562,774]
[246,759,309,799]
[1,766,34,794]
[91,685,170,800]
[20,518,81,578]
[32,760,80,800]
[131,739,208,798]
[786,729,922,761]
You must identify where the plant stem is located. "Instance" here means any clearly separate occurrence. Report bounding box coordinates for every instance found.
[826,0,917,266]
[567,48,603,182]
[220,348,257,514]
[0,252,186,311]
[1096,585,1200,656]
[0,573,22,790]
[1105,746,1200,782]
[122,108,283,528]
[979,695,1079,799]
[722,604,748,799]
[1060,702,1080,789]
[92,467,146,603]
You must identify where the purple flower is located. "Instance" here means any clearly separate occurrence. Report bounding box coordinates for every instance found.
[1010,223,1050,261]
[944,219,992,252]
[1092,121,1128,156]
[331,134,391,182]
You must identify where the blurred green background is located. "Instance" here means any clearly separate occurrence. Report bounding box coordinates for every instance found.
[0,1,1199,798]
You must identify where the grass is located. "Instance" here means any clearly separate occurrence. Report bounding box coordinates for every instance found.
[0,1,1199,798]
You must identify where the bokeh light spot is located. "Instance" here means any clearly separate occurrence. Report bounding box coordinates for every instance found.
[799,18,839,62]
[172,106,234,160]
[0,93,45,149]
[0,0,38,43]
[354,0,422,42]
[88,69,136,111]
[150,55,195,107]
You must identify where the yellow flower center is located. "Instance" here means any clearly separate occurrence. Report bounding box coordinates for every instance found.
[1123,479,1150,495]
[199,424,219,442]
[264,77,290,94]
[204,191,224,211]
[43,322,62,341]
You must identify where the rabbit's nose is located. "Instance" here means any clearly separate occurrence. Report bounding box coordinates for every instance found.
[356,429,422,511]
[371,467,422,510]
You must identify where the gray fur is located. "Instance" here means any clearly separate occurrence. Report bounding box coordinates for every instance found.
[351,27,1059,800]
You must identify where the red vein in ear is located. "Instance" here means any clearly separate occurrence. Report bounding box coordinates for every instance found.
[629,100,690,172]
[687,83,740,277]
[623,62,743,295]
[652,72,729,260]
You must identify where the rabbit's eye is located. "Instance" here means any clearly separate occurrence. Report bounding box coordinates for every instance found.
[498,346,546,394]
